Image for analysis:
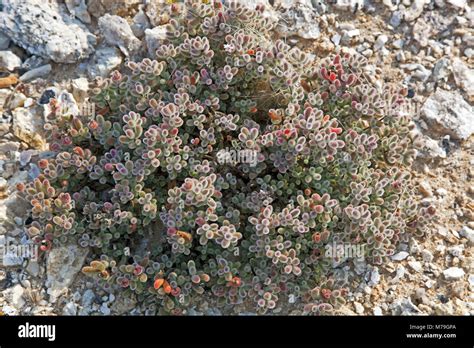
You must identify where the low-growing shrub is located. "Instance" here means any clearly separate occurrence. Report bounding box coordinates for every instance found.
[19,0,434,314]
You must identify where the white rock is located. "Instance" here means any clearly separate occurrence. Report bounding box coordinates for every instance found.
[334,0,364,11]
[86,47,122,78]
[416,134,446,159]
[436,188,448,196]
[274,2,319,39]
[0,0,96,63]
[452,58,474,99]
[345,29,361,38]
[421,89,474,140]
[0,50,21,71]
[145,26,167,58]
[7,284,25,309]
[71,78,89,103]
[425,279,435,288]
[404,0,428,22]
[374,35,388,51]
[98,14,141,57]
[408,261,423,273]
[63,302,78,315]
[373,306,383,315]
[447,0,466,7]
[404,63,432,81]
[46,244,89,303]
[460,226,474,244]
[7,92,27,109]
[391,251,409,261]
[353,301,364,314]
[443,267,465,281]
[468,274,474,286]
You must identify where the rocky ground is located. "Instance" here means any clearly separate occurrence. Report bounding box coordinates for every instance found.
[0,0,472,316]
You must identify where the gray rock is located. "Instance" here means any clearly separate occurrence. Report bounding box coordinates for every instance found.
[374,35,388,51]
[19,64,52,82]
[98,14,141,57]
[65,0,91,24]
[368,267,381,286]
[421,250,434,262]
[0,31,10,49]
[26,260,40,277]
[86,47,122,78]
[46,244,89,302]
[100,303,111,315]
[452,58,474,99]
[390,298,421,315]
[0,0,96,63]
[421,89,474,140]
[443,267,465,281]
[389,11,403,27]
[21,56,47,71]
[0,50,21,71]
[131,8,151,39]
[432,57,450,81]
[145,26,167,58]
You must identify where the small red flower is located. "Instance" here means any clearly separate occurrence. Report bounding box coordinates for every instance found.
[40,240,52,252]
[227,276,242,287]
[321,288,331,299]
[88,120,99,130]
[38,159,49,169]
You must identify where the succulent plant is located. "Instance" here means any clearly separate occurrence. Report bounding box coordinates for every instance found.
[19,0,434,315]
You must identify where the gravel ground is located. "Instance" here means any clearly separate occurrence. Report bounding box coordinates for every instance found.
[0,0,472,316]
